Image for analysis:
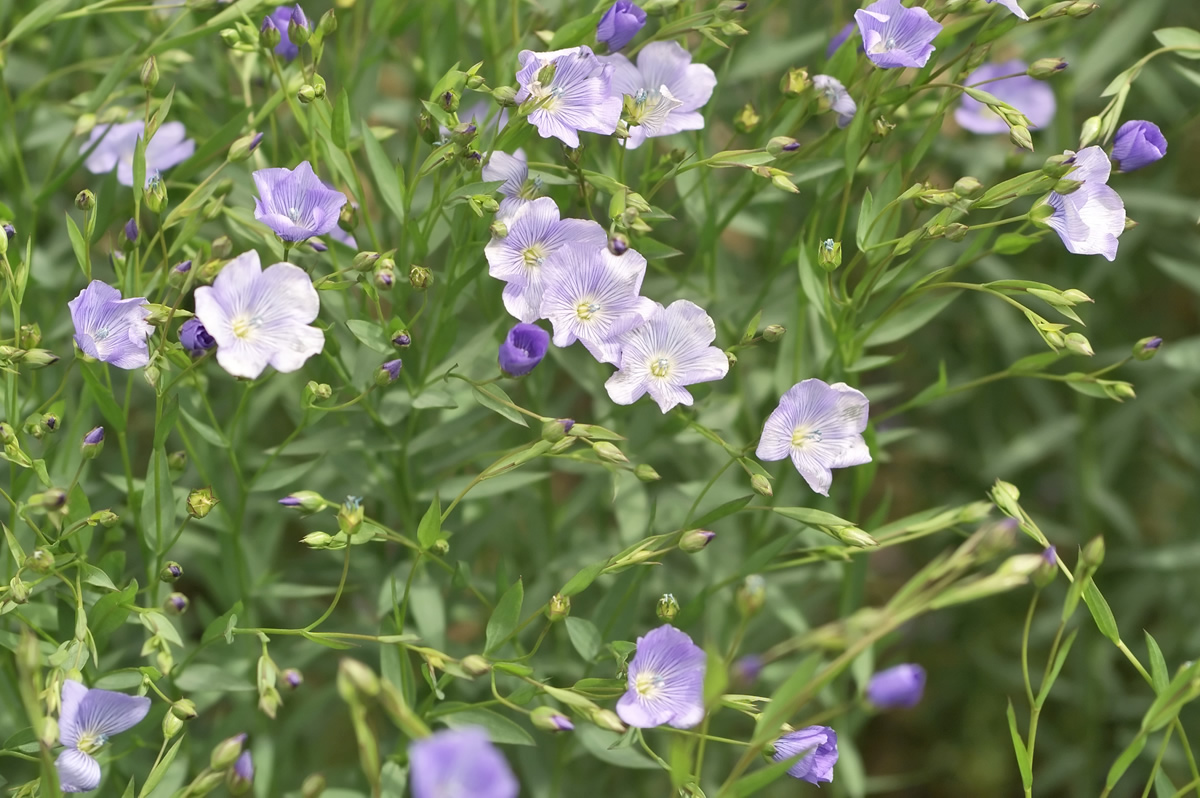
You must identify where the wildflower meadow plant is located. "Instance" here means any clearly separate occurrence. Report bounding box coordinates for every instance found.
[1,0,1198,796]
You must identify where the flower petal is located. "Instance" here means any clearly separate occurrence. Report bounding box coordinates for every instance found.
[56,749,102,793]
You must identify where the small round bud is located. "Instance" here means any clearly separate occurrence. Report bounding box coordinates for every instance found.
[164,592,189,615]
[762,324,786,343]
[317,9,338,35]
[76,189,97,211]
[679,529,715,553]
[489,221,508,238]
[88,509,120,528]
[547,593,570,621]
[298,84,317,104]
[282,668,303,689]
[656,593,680,622]
[607,233,629,256]
[750,474,773,497]
[733,103,761,133]
[160,562,183,582]
[1133,336,1162,361]
[374,262,395,289]
[1027,58,1068,80]
[767,136,801,157]
[81,426,105,459]
[736,574,766,616]
[409,265,433,290]
[541,418,574,443]
[259,17,281,49]
[440,90,460,113]
[1081,536,1105,569]
[817,238,842,271]
[593,441,628,464]
[460,655,492,676]
[492,85,518,106]
[229,132,264,162]
[280,490,331,513]
[352,251,380,271]
[187,487,219,519]
[163,710,185,739]
[392,330,412,349]
[953,176,984,198]
[1009,125,1033,152]
[530,706,574,732]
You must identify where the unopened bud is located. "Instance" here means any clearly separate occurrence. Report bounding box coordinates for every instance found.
[409,265,433,290]
[736,574,766,616]
[1033,546,1058,588]
[547,593,570,621]
[460,655,492,676]
[817,238,842,271]
[279,490,330,513]
[352,251,380,271]
[375,359,403,386]
[140,56,159,91]
[171,698,198,720]
[25,549,55,574]
[1081,536,1105,569]
[991,479,1021,516]
[530,706,574,732]
[492,85,518,106]
[301,531,334,549]
[762,324,786,343]
[1066,1,1098,17]
[160,562,183,582]
[187,487,218,519]
[767,137,801,157]
[679,529,715,553]
[1028,58,1068,80]
[607,233,629,256]
[229,132,264,162]
[1064,332,1094,356]
[1133,336,1162,361]
[1009,125,1034,152]
[337,658,380,700]
[259,17,281,49]
[589,708,626,733]
[163,710,185,739]
[210,734,247,770]
[164,592,189,615]
[541,418,574,443]
[634,463,661,482]
[593,441,627,464]
[953,176,984,198]
[750,473,773,497]
[656,593,680,622]
[1079,116,1102,148]
[944,223,969,242]
[1053,178,1084,195]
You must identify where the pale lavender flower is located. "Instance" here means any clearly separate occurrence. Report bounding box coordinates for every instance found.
[1112,120,1167,172]
[756,379,871,496]
[409,728,518,798]
[1042,545,1057,566]
[252,161,347,242]
[866,664,926,708]
[772,726,838,784]
[484,197,607,323]
[499,323,550,377]
[602,41,717,149]
[597,0,647,52]
[482,149,532,200]
[616,625,706,729]
[605,300,729,412]
[855,0,941,69]
[813,74,857,128]
[55,681,151,793]
[1042,146,1125,262]
[178,318,215,356]
[194,250,325,379]
[81,120,195,187]
[515,46,623,147]
[539,244,655,364]
[955,61,1055,134]
[984,0,1028,20]
[68,281,153,369]
[266,4,309,61]
[827,22,857,58]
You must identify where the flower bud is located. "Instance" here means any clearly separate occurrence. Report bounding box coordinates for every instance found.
[146,176,167,214]
[373,261,395,288]
[163,710,185,739]
[282,668,303,689]
[187,487,218,519]
[1066,1,1097,17]
[19,322,41,349]
[29,488,67,512]
[1008,125,1034,152]
[210,733,247,771]
[298,84,317,104]
[817,238,842,271]
[991,479,1021,517]
[259,17,281,49]
[759,323,787,344]
[540,418,574,443]
[953,176,984,198]
[656,593,680,622]
[75,189,96,211]
[8,577,30,603]
[1027,58,1068,80]
[24,549,55,574]
[460,655,492,676]
[1081,535,1105,569]
[634,463,661,482]
[229,132,263,162]
[391,330,412,349]
[489,220,508,238]
[588,708,626,733]
[679,529,715,553]
[160,561,183,582]
[1133,336,1162,361]
[301,531,335,549]
[736,574,766,616]
[140,56,159,91]
[593,441,628,464]
[337,496,364,537]
[227,751,254,796]
[302,774,327,798]
[1052,178,1083,195]
[734,103,761,133]
[288,6,310,46]
[1064,332,1094,357]
[1041,153,1073,178]
[338,658,381,700]
[88,509,120,527]
[767,137,801,158]
[1033,546,1058,588]
[81,426,105,459]
[409,265,433,290]
[943,223,968,242]
[164,592,189,614]
[780,66,811,97]
[750,473,773,497]
[1079,116,1102,148]
[20,349,60,368]
[607,232,629,256]
[171,698,198,720]
[304,381,333,404]
[376,359,403,386]
[125,217,140,243]
[440,89,460,114]
[530,706,574,732]
[352,251,380,271]
[280,490,331,513]
[547,592,570,621]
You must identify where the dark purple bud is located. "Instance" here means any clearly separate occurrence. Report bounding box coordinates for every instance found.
[279,496,301,507]
[44,415,57,431]
[124,218,139,243]
[377,359,403,386]
[178,318,216,357]
[3,223,14,240]
[84,426,104,445]
[498,323,549,377]
[309,239,328,252]
[596,0,647,51]
[249,132,264,152]
[733,654,763,684]
[174,259,192,273]
[392,331,412,348]
[1112,120,1167,172]
[866,663,926,709]
[607,233,629,256]
[283,668,303,689]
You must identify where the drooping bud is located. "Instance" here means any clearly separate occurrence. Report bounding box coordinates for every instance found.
[656,593,680,622]
[546,593,570,621]
[593,441,628,464]
[187,487,219,519]
[1064,332,1094,357]
[750,474,773,497]
[679,529,715,553]
[530,705,574,732]
[460,655,492,677]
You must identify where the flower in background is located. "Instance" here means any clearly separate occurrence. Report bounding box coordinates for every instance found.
[55,681,151,793]
[602,41,717,149]
[68,281,153,369]
[866,664,927,709]
[826,22,857,58]
[228,750,254,795]
[855,0,941,69]
[499,323,550,377]
[597,0,647,51]
[1040,146,1125,262]
[617,625,706,729]
[605,300,729,413]
[984,0,1028,20]
[483,149,539,209]
[178,318,216,357]
[772,726,838,784]
[484,197,608,323]
[81,120,195,187]
[540,244,655,364]
[955,61,1056,135]
[194,250,325,379]
[1112,120,1167,171]
[409,727,519,798]
[515,47,623,147]
[756,379,871,496]
[252,161,347,242]
[813,74,857,128]
[264,4,309,61]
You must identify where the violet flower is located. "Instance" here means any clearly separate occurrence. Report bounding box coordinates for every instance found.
[1041,146,1125,262]
[265,4,309,61]
[55,681,151,793]
[81,120,195,188]
[604,300,729,413]
[813,74,857,128]
[772,726,838,784]
[602,41,717,149]
[1112,120,1167,172]
[409,728,519,798]
[955,61,1056,135]
[597,0,647,52]
[866,664,926,709]
[193,250,325,378]
[178,318,216,357]
[252,161,347,242]
[539,243,655,364]
[616,625,706,729]
[484,197,607,323]
[984,0,1028,20]
[855,0,941,69]
[68,281,153,369]
[756,379,871,496]
[229,750,254,793]
[826,22,857,58]
[499,323,550,377]
[482,149,534,201]
[514,46,623,147]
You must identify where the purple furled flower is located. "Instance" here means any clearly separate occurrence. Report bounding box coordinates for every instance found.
[123,219,138,243]
[193,250,324,378]
[602,42,717,150]
[955,61,1056,134]
[1112,120,1167,172]
[499,323,550,377]
[855,0,941,69]
[279,496,301,507]
[827,22,857,58]
[482,149,533,200]
[484,197,607,323]
[813,74,857,128]
[233,750,254,781]
[3,223,14,241]
[756,379,871,496]
[597,0,647,52]
[733,654,763,684]
[409,728,519,798]
[265,4,309,61]
[84,427,105,446]
[174,260,192,274]
[540,244,655,364]
[617,625,706,729]
[1042,545,1057,566]
[252,161,347,242]
[68,281,153,369]
[772,726,838,784]
[984,0,1028,20]
[178,318,216,356]
[283,668,303,689]
[866,664,926,709]
[514,46,623,147]
[378,359,403,385]
[55,681,151,793]
[1041,146,1125,262]
[82,120,195,188]
[604,300,729,413]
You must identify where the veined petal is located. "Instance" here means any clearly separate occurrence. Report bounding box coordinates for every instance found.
[56,749,102,793]
[76,688,151,737]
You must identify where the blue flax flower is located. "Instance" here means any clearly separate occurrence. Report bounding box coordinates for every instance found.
[1112,120,1167,172]
[866,664,927,709]
[813,75,857,128]
[515,47,622,147]
[985,0,1028,20]
[855,0,941,69]
[956,61,1055,135]
[409,727,518,798]
[1041,146,1125,261]
[499,323,550,377]
[178,318,216,357]
[597,0,647,52]
[773,726,839,784]
[617,625,706,729]
[69,281,153,369]
[602,41,717,149]
[252,161,347,242]
[81,121,194,188]
[55,681,151,792]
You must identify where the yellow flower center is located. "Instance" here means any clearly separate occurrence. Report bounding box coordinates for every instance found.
[792,426,823,449]
[575,301,600,321]
[635,671,665,699]
[522,244,547,267]
[649,357,671,378]
[231,316,255,339]
[77,730,105,755]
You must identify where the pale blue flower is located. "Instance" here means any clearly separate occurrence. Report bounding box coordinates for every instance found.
[1042,146,1125,261]
[55,681,151,792]
[602,41,717,149]
[252,161,347,242]
[69,281,153,369]
[409,728,518,798]
[813,74,857,128]
[617,625,706,729]
[515,46,622,147]
[81,121,194,187]
[855,0,941,69]
[955,61,1055,134]
[984,0,1028,20]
